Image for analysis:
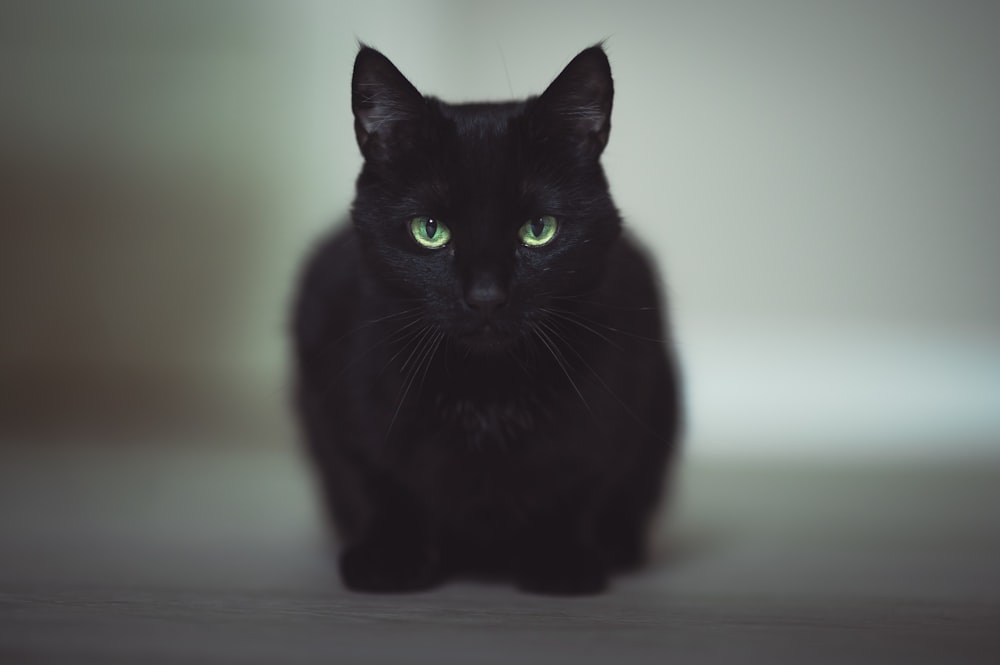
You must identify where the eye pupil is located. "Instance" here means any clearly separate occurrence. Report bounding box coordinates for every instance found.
[410,216,450,249]
[519,215,557,247]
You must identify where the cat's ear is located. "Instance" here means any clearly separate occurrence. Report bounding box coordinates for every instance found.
[351,46,426,162]
[532,45,614,158]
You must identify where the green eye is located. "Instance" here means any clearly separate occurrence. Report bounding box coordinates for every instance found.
[519,215,558,247]
[409,216,451,249]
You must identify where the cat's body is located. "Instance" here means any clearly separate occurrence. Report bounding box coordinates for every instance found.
[292,45,680,594]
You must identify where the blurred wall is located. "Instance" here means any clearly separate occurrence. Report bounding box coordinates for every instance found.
[2,1,999,457]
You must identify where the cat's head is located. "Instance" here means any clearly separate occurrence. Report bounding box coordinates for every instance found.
[350,45,622,353]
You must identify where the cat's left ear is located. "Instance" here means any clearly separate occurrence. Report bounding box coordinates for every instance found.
[532,45,614,158]
[352,45,426,162]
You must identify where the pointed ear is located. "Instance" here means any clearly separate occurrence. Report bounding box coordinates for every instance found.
[532,46,614,157]
[351,46,426,161]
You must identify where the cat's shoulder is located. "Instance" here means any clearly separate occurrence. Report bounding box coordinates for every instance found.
[292,222,361,348]
[599,230,672,345]
[297,222,360,293]
[606,231,663,298]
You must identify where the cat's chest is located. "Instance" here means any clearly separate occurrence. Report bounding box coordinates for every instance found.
[428,390,540,449]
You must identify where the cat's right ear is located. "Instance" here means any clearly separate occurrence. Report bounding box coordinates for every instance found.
[352,46,426,162]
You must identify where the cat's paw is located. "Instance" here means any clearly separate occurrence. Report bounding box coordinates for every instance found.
[339,540,444,592]
[515,549,609,595]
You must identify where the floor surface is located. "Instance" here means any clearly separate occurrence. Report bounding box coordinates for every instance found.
[1,441,998,664]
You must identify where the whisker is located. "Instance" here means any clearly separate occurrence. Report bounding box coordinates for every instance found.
[323,305,423,348]
[532,323,593,420]
[550,293,658,312]
[417,330,446,394]
[379,320,432,376]
[385,325,442,441]
[546,321,663,441]
[314,310,424,394]
[540,307,624,351]
[398,325,438,375]
[542,302,668,345]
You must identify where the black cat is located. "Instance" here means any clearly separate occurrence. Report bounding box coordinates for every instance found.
[292,44,681,594]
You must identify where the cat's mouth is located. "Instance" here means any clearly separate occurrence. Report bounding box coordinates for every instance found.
[455,322,516,353]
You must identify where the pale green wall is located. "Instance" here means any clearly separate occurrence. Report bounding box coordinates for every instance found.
[2,1,999,456]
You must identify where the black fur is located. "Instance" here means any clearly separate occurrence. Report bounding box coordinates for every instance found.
[292,45,681,594]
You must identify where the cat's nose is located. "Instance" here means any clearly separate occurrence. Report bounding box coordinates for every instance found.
[464,275,508,317]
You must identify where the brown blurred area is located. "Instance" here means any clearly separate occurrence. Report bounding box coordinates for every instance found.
[1,153,278,443]
[0,3,347,447]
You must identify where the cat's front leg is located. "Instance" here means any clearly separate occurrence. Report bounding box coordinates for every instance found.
[339,536,444,593]
[514,519,609,595]
[339,515,445,592]
[337,486,446,592]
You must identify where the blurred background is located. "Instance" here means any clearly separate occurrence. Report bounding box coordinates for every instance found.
[3,0,998,461]
[2,3,1000,660]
